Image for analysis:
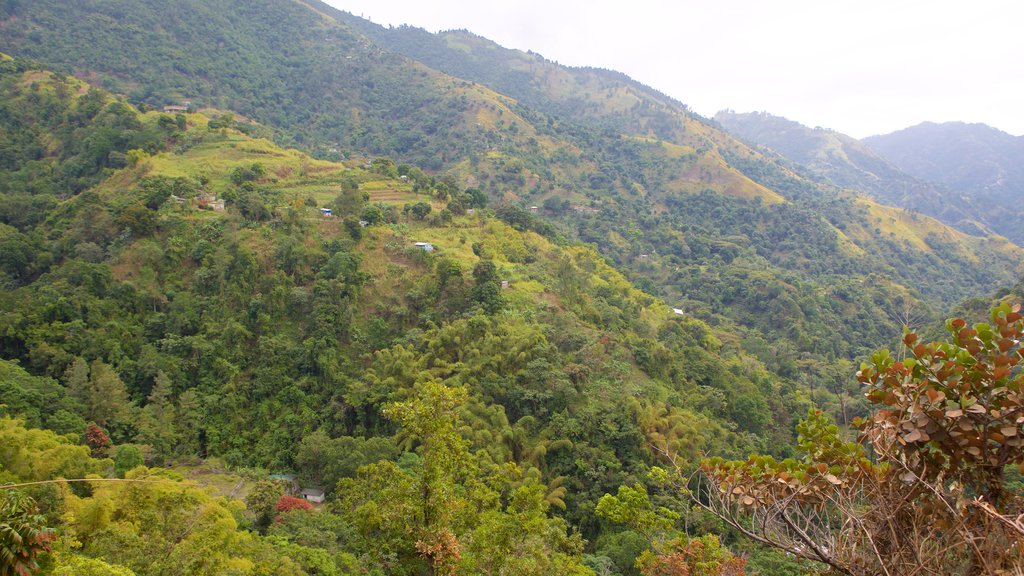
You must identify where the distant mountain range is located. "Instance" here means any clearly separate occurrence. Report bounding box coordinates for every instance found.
[715,111,1024,243]
[864,122,1024,242]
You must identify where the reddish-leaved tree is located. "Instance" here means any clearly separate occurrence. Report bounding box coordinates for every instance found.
[84,423,111,456]
[273,495,313,523]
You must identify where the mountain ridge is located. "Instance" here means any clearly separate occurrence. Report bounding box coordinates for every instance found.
[864,120,1024,243]
[713,110,992,237]
[3,0,1023,366]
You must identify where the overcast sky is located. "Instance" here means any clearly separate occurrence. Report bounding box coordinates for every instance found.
[324,0,1024,138]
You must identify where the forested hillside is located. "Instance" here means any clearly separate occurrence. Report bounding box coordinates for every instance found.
[2,0,1019,371]
[1,1,1024,573]
[0,59,822,574]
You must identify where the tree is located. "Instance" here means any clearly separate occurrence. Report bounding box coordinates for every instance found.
[342,216,362,241]
[384,381,469,575]
[116,203,156,237]
[113,445,144,478]
[274,495,314,517]
[0,490,55,576]
[596,478,745,576]
[689,304,1024,575]
[63,357,89,408]
[360,204,385,225]
[126,148,149,167]
[405,202,432,221]
[83,360,130,428]
[337,382,472,575]
[175,389,203,456]
[52,555,137,576]
[246,480,285,530]
[470,260,503,314]
[84,423,112,456]
[138,371,177,463]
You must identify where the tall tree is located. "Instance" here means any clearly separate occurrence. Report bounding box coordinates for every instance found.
[84,360,130,428]
[138,371,177,462]
[63,357,89,408]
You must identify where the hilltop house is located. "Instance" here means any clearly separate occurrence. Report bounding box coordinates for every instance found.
[414,242,434,252]
[162,104,189,113]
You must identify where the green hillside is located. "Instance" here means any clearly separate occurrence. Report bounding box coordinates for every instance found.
[2,1,1023,572]
[0,60,820,574]
[3,0,1023,373]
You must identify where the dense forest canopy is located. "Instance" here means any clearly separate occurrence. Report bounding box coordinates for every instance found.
[0,0,1022,573]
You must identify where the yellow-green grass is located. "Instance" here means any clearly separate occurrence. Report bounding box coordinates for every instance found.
[168,460,255,501]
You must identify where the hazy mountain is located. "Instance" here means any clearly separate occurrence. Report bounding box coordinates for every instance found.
[864,121,1024,242]
[713,110,989,236]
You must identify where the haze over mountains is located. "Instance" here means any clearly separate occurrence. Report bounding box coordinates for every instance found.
[715,111,1024,244]
[864,122,1024,242]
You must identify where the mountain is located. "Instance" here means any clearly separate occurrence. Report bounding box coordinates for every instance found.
[3,3,1024,573]
[713,110,989,236]
[863,121,1024,243]
[3,0,1023,366]
[0,57,815,573]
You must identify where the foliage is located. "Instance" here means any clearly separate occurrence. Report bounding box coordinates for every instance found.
[0,359,83,434]
[84,425,112,457]
[595,480,745,576]
[274,495,313,516]
[112,445,143,478]
[857,302,1024,505]
[51,554,138,576]
[0,490,55,576]
[693,304,1024,575]
[245,480,285,530]
[2,32,1019,574]
[635,535,746,576]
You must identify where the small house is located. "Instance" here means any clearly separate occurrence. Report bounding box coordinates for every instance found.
[529,206,539,213]
[358,220,369,227]
[501,280,510,290]
[414,242,434,252]
[672,308,685,316]
[162,105,189,113]
[300,488,326,504]
[319,208,333,216]
[467,208,475,215]
[169,194,186,205]
[400,175,409,181]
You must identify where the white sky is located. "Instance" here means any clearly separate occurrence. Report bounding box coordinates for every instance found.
[323,0,1024,138]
